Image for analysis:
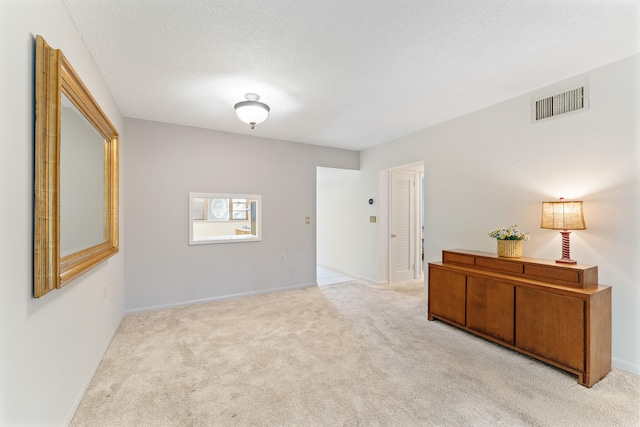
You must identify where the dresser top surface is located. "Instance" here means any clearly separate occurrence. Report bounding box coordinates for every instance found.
[443,249,597,270]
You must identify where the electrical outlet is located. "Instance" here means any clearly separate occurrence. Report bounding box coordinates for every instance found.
[280,254,286,262]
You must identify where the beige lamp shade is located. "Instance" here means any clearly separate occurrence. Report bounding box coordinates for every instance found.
[541,200,586,230]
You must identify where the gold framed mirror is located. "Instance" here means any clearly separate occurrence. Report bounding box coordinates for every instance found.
[34,35,119,298]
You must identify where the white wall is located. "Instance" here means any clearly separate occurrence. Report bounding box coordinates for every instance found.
[0,1,126,425]
[352,56,640,374]
[124,119,359,313]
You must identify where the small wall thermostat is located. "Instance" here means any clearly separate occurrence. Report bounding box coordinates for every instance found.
[368,198,374,205]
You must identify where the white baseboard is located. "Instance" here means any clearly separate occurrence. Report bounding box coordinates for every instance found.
[360,276,387,285]
[125,282,317,315]
[612,357,640,376]
[63,315,123,426]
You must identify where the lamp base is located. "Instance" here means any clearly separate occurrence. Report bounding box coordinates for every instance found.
[556,230,577,265]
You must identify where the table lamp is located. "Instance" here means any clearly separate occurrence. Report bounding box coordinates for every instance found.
[541,198,586,264]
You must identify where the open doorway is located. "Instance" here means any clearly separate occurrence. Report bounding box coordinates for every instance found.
[316,167,359,285]
[316,266,355,286]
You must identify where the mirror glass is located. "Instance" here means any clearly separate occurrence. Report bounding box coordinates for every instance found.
[60,93,106,256]
[189,192,262,244]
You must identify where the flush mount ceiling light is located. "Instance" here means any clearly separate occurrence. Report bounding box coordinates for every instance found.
[234,93,270,129]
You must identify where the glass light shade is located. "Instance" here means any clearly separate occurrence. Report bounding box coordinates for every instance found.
[541,200,586,230]
[234,99,270,128]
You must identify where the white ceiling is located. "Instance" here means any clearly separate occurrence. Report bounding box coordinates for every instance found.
[61,0,639,151]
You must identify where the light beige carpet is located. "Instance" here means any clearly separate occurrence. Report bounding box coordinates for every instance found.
[71,279,639,426]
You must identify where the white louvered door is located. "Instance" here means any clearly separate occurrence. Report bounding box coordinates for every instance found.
[390,171,415,283]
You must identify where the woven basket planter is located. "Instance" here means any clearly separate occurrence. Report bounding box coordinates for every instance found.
[497,240,523,258]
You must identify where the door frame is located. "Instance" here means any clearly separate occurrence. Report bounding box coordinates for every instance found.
[383,162,424,284]
[389,170,416,283]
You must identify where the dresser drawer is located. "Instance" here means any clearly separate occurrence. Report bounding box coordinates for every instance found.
[443,251,475,266]
[524,265,579,285]
[476,257,524,274]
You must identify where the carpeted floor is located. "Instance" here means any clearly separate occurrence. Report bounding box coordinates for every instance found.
[71,279,640,426]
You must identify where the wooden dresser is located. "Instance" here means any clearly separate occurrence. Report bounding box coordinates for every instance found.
[428,249,611,387]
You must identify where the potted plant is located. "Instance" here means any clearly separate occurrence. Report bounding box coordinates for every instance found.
[488,224,530,258]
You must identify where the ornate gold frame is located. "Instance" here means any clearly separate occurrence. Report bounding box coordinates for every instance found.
[34,35,119,298]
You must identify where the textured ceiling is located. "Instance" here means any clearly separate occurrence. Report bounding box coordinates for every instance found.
[61,0,639,151]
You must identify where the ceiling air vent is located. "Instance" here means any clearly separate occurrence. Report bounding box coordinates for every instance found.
[532,84,588,122]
